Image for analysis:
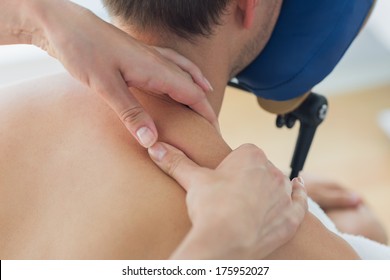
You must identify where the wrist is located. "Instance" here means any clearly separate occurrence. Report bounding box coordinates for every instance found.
[0,0,26,44]
[28,0,92,54]
[13,0,77,48]
[23,0,58,47]
[0,0,47,45]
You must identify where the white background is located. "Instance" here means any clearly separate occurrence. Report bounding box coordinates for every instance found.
[2,260,390,280]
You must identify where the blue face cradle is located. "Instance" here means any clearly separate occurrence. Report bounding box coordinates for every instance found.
[235,0,375,101]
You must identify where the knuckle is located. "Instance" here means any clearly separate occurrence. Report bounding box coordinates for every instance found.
[276,222,294,244]
[156,78,170,93]
[253,149,267,162]
[271,167,286,185]
[165,152,185,178]
[93,80,109,97]
[241,143,257,151]
[286,214,300,233]
[241,143,266,159]
[120,106,145,125]
[286,214,297,228]
[276,215,298,241]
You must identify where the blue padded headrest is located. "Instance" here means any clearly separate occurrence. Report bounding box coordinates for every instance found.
[235,0,374,101]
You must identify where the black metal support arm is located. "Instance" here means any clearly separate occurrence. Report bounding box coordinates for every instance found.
[228,83,328,180]
[276,93,328,180]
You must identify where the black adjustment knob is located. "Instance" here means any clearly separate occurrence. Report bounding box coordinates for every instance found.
[285,115,297,128]
[276,115,285,128]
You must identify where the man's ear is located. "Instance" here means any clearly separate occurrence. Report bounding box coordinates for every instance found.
[237,0,258,29]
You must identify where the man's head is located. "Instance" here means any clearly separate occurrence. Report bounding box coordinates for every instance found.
[103,0,282,78]
[103,0,232,40]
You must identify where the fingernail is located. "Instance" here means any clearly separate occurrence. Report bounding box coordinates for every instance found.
[148,143,167,162]
[203,77,214,92]
[136,127,156,148]
[297,176,305,185]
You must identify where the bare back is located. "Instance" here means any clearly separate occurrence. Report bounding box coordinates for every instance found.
[0,73,358,259]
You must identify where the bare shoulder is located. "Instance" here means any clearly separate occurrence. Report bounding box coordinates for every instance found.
[266,212,360,259]
[0,74,360,259]
[0,73,106,146]
[0,73,230,259]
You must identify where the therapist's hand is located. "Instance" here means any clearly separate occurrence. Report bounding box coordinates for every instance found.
[1,0,216,148]
[148,143,308,259]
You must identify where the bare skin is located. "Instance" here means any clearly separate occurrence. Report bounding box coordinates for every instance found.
[0,73,357,259]
[0,74,202,259]
[0,0,217,148]
[0,0,359,259]
[150,143,308,260]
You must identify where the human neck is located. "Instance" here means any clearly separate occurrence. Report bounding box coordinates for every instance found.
[119,24,233,116]
[170,38,232,116]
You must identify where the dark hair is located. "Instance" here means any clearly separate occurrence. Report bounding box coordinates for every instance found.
[102,0,231,39]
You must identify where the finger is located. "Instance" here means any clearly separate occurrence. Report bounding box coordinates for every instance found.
[165,79,219,131]
[95,71,158,148]
[144,61,219,131]
[188,97,221,133]
[290,178,308,225]
[148,142,208,191]
[127,48,219,130]
[154,47,213,93]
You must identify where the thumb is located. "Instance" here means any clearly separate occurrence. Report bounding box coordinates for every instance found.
[95,71,158,148]
[148,142,207,192]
